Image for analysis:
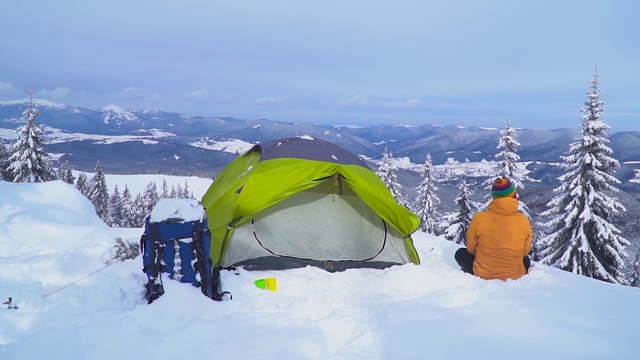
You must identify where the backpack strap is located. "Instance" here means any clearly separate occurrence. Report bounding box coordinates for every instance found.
[192,220,213,299]
[211,266,233,301]
[144,222,166,304]
[192,220,232,301]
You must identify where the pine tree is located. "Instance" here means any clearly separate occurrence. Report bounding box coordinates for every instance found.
[56,163,65,181]
[57,160,75,185]
[442,180,479,244]
[413,152,441,234]
[76,172,90,198]
[626,252,640,288]
[63,162,76,185]
[181,179,192,199]
[494,120,526,185]
[108,185,125,228]
[121,185,137,228]
[376,146,404,205]
[8,91,56,183]
[88,160,110,221]
[133,193,147,227]
[537,67,629,284]
[161,178,169,199]
[481,120,533,211]
[142,181,160,216]
[0,140,11,181]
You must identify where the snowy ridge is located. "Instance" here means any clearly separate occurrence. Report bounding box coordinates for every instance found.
[189,137,255,154]
[0,99,67,109]
[45,128,175,145]
[98,104,139,124]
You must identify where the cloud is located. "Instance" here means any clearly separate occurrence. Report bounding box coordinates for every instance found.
[0,81,17,94]
[336,95,369,108]
[39,86,71,100]
[115,87,162,102]
[382,98,422,109]
[179,89,212,103]
[255,96,285,105]
[116,87,145,100]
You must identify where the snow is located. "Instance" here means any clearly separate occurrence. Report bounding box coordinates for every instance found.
[99,105,139,123]
[189,138,254,155]
[46,128,176,145]
[299,135,314,140]
[149,198,204,223]
[0,99,67,109]
[1,177,640,359]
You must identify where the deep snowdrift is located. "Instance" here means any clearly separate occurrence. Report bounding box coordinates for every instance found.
[1,180,639,360]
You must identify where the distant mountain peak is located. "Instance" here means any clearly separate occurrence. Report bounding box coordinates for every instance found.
[98,104,139,123]
[0,98,67,109]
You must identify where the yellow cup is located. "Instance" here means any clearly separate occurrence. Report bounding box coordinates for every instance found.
[255,277,277,291]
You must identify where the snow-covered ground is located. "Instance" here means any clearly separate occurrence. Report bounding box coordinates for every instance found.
[1,178,640,360]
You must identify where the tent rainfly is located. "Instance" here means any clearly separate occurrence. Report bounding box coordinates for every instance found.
[201,136,421,271]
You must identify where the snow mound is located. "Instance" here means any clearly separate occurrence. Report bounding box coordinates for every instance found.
[0,179,640,359]
[149,198,204,223]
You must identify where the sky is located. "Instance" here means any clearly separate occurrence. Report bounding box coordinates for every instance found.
[1,1,639,130]
[2,177,640,359]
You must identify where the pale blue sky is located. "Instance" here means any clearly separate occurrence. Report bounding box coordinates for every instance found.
[1,0,639,130]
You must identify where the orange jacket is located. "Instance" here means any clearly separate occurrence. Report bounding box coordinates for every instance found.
[466,197,532,280]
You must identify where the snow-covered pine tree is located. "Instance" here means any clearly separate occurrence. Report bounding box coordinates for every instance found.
[63,162,76,185]
[376,146,404,206]
[56,163,66,181]
[75,172,91,198]
[161,179,169,199]
[8,91,56,183]
[121,185,137,228]
[413,152,441,234]
[181,179,192,199]
[142,181,160,216]
[108,185,125,228]
[481,120,533,210]
[88,160,110,221]
[133,193,147,227]
[626,252,640,287]
[442,180,479,244]
[0,140,11,181]
[57,160,75,185]
[494,120,524,184]
[537,67,629,284]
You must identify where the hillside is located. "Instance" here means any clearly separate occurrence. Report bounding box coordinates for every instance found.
[1,179,640,359]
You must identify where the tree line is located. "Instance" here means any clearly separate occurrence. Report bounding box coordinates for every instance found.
[57,160,195,228]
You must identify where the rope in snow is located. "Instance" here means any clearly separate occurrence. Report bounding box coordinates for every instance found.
[42,259,121,298]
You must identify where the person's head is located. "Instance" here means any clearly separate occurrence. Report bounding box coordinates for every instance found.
[492,177,516,199]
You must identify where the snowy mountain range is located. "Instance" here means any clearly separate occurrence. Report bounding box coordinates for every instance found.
[2,98,640,185]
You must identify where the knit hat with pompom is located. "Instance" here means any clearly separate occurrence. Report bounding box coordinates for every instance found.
[492,177,516,199]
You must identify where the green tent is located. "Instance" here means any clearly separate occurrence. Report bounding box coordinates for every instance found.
[201,136,421,271]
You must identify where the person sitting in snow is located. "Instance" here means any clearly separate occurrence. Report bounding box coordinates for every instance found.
[454,177,532,280]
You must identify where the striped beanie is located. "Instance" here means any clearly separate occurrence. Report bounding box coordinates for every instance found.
[492,177,516,199]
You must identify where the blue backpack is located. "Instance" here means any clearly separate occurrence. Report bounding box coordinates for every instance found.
[140,199,230,303]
